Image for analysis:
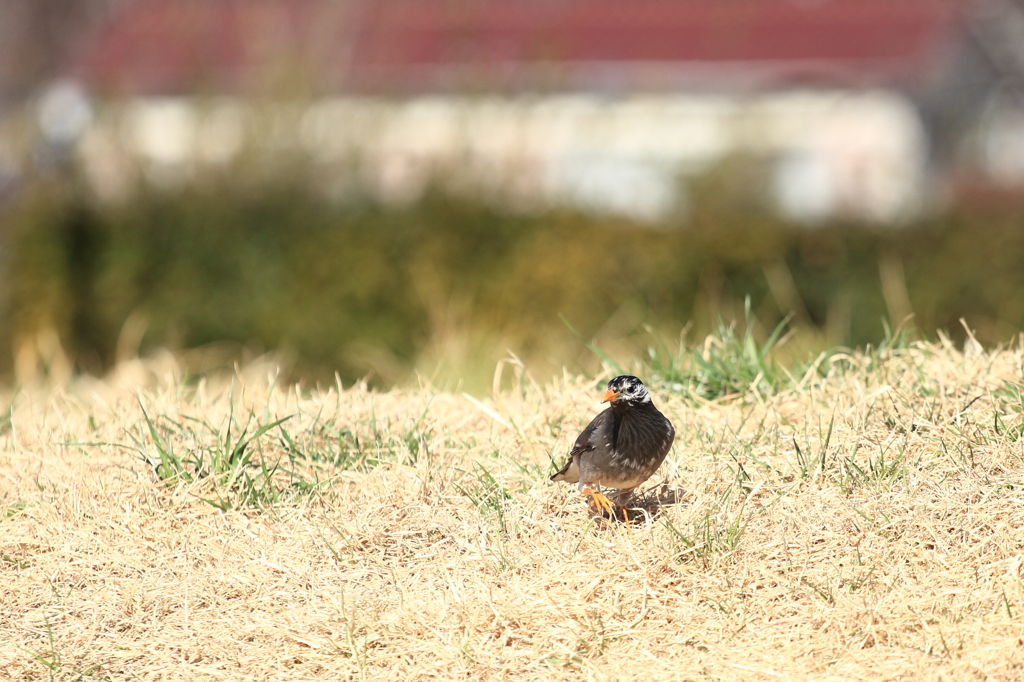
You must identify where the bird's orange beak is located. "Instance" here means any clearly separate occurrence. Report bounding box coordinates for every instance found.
[602,388,620,403]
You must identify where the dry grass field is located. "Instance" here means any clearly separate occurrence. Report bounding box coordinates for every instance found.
[3,337,1024,681]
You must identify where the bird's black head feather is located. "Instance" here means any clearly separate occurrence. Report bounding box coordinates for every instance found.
[605,375,651,405]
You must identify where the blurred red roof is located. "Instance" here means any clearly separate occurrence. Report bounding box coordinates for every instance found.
[72,0,971,95]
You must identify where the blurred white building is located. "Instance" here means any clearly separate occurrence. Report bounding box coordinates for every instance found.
[11,0,1024,222]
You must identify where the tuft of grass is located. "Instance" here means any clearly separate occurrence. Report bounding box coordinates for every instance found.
[129,391,305,510]
[993,380,1024,442]
[2,501,31,519]
[569,299,794,403]
[456,464,512,530]
[661,483,751,567]
[454,463,520,572]
[642,300,792,402]
[128,384,447,511]
[1,550,31,569]
[19,618,109,681]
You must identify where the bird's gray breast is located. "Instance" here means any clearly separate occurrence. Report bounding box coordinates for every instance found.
[598,408,674,487]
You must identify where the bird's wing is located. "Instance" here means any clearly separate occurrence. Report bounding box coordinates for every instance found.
[550,409,612,482]
[550,456,579,483]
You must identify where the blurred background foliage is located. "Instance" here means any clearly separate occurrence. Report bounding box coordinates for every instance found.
[6,157,1024,391]
[5,0,1024,392]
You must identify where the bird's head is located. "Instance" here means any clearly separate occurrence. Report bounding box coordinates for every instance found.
[602,375,651,406]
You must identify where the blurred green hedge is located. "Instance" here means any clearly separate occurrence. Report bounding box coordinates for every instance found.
[5,170,1024,387]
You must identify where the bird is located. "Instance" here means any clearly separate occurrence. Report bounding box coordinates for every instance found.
[551,375,675,521]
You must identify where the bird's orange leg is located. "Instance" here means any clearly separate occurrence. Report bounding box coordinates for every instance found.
[612,488,638,524]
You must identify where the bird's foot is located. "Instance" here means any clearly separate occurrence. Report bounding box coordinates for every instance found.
[582,489,616,519]
[583,489,640,525]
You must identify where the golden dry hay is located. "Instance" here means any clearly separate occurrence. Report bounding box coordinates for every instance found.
[2,340,1024,680]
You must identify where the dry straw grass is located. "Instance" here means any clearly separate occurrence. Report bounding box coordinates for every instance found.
[2,338,1024,681]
